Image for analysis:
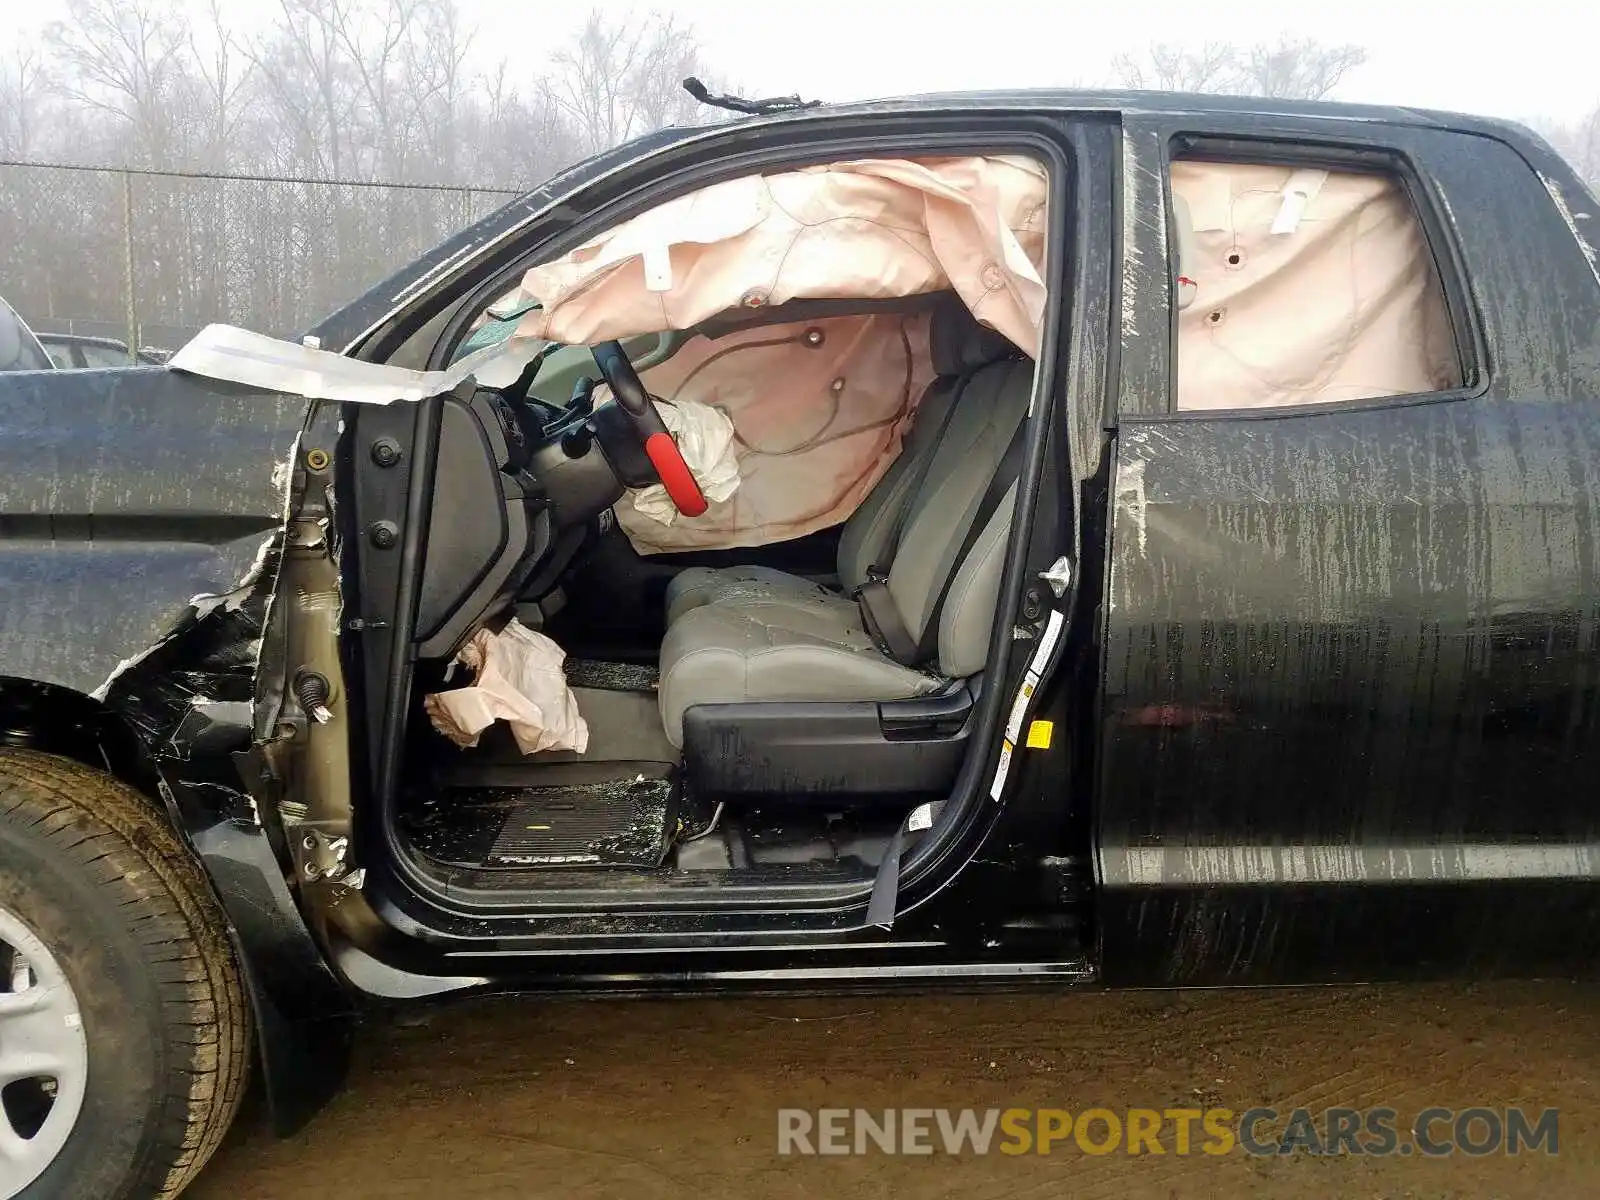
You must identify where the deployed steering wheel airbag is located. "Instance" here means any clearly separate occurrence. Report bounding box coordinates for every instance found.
[644,431,709,517]
[590,338,708,519]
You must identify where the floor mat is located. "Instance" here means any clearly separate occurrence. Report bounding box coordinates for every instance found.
[413,774,678,869]
[544,686,675,764]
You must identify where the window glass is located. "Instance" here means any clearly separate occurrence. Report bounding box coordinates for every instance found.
[78,343,133,368]
[1171,158,1462,410]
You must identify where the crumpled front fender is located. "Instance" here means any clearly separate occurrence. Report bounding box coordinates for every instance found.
[0,364,356,1132]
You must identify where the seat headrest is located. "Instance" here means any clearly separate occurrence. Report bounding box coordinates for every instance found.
[929,294,1018,376]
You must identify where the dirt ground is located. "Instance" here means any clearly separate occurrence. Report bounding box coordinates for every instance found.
[188,979,1600,1199]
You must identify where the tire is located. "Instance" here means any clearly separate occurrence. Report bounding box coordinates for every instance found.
[0,750,252,1200]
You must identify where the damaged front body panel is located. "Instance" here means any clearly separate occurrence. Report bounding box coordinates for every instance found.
[0,366,354,1131]
[0,368,298,697]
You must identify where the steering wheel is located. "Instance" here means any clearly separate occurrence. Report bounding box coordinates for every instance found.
[590,340,709,517]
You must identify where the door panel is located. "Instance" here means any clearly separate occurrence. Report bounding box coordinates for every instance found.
[1101,399,1600,982]
[1096,118,1600,985]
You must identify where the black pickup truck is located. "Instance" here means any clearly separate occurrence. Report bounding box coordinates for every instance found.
[2,89,1598,1200]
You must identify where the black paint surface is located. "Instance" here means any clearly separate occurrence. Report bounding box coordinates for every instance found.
[1098,116,1600,983]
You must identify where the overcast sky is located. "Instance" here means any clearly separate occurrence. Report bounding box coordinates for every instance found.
[455,0,1600,124]
[9,0,1599,124]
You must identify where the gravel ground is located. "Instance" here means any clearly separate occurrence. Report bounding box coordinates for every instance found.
[188,979,1600,1199]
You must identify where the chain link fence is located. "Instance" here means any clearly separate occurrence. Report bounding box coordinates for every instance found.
[0,160,521,354]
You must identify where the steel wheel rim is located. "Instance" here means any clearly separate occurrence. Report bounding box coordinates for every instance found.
[0,905,88,1197]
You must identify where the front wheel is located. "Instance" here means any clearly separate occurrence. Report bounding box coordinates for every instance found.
[0,750,252,1200]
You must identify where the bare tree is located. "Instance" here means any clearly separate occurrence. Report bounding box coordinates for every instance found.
[247,0,361,178]
[185,0,255,162]
[548,10,704,156]
[1111,41,1237,94]
[1575,106,1600,191]
[0,40,51,158]
[25,0,708,181]
[1238,37,1367,101]
[327,0,419,180]
[1110,37,1367,102]
[618,15,705,137]
[461,57,582,189]
[245,0,510,183]
[46,0,192,164]
[4,0,1594,348]
[402,0,475,184]
[1535,104,1600,193]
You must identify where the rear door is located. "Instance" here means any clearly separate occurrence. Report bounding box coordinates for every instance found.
[1097,115,1600,985]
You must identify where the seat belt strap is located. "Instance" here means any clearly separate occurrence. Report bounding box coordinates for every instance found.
[856,577,920,664]
[876,373,973,568]
[866,801,943,929]
[911,422,1028,665]
[853,374,972,662]
[865,820,908,929]
[856,422,1027,669]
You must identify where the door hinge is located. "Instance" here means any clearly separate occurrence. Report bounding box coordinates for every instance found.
[294,828,363,888]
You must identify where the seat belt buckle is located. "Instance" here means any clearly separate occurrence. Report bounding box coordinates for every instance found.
[851,564,889,601]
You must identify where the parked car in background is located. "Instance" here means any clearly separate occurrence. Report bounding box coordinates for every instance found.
[0,295,53,372]
[36,331,169,369]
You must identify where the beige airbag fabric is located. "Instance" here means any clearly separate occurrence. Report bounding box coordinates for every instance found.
[513,155,1049,357]
[495,154,1047,555]
[627,398,741,527]
[618,311,936,554]
[1172,160,1460,410]
[423,621,589,755]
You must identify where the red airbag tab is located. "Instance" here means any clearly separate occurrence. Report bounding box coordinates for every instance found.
[644,432,708,517]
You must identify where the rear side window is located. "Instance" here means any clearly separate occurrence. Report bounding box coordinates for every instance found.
[78,342,133,368]
[1169,158,1462,411]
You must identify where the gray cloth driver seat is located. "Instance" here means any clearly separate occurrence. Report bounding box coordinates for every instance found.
[657,313,1035,748]
[663,295,1019,626]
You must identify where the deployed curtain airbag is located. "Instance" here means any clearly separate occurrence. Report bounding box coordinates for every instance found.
[1171,160,1461,409]
[486,154,1051,554]
[512,155,1050,356]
